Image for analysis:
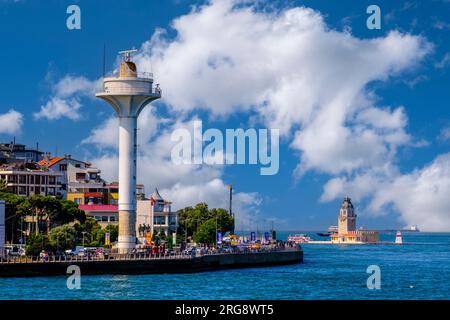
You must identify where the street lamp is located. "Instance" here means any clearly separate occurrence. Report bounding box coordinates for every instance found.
[215,212,218,248]
[82,231,86,247]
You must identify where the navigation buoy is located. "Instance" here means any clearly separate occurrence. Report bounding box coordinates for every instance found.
[395,231,403,244]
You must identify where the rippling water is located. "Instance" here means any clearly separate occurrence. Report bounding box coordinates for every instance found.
[1,232,449,300]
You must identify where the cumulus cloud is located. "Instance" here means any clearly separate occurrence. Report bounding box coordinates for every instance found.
[134,0,430,179]
[34,75,100,121]
[321,154,450,232]
[368,154,450,231]
[439,126,450,142]
[0,109,24,135]
[82,109,262,229]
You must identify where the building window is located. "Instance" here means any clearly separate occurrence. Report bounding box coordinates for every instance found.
[18,175,26,184]
[48,176,56,184]
[74,198,82,205]
[101,216,109,222]
[94,216,101,221]
[169,216,177,226]
[153,215,166,225]
[59,164,67,171]
[18,186,27,195]
[154,203,164,212]
[109,216,116,222]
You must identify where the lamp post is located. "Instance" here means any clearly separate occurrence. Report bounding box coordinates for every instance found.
[215,214,218,248]
[227,185,233,234]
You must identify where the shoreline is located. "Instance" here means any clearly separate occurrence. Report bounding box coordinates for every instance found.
[0,249,303,278]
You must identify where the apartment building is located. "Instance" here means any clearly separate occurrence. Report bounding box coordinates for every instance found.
[0,162,62,197]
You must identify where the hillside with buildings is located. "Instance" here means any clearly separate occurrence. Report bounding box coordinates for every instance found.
[0,140,179,251]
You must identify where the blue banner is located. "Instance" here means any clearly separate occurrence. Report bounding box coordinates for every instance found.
[250,232,256,242]
[217,232,222,244]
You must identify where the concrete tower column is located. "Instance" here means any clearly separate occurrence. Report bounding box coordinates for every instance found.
[118,116,138,251]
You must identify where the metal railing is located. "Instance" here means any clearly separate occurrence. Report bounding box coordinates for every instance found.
[109,70,154,80]
[99,84,162,96]
[0,252,192,264]
[0,246,300,264]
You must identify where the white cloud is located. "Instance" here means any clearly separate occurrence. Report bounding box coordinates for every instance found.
[368,153,450,231]
[321,154,450,231]
[439,126,450,142]
[0,109,24,135]
[34,75,100,121]
[435,52,450,69]
[83,110,261,229]
[134,0,430,180]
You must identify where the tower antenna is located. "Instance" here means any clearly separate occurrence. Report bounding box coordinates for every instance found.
[118,49,138,62]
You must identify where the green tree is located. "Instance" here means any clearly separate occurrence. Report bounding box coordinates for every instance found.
[58,200,86,225]
[0,191,25,243]
[210,208,234,235]
[194,218,217,244]
[74,217,102,246]
[177,203,234,245]
[26,233,52,256]
[16,195,61,235]
[49,224,77,251]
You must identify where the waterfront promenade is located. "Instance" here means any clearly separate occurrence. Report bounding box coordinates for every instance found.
[0,247,303,277]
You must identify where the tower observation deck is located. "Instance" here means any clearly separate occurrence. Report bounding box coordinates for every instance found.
[96,49,161,253]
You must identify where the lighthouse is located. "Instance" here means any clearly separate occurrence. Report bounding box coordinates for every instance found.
[96,50,161,253]
[338,196,357,235]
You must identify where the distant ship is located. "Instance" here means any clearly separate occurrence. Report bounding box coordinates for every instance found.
[288,234,311,243]
[328,225,338,233]
[402,225,420,232]
[317,232,331,237]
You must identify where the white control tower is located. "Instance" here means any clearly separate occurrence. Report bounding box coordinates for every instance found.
[96,50,161,253]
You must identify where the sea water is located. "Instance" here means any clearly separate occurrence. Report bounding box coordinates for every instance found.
[0,232,449,300]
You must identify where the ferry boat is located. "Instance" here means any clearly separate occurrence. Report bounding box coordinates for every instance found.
[288,234,311,244]
[328,225,338,233]
[317,232,331,237]
[402,225,420,232]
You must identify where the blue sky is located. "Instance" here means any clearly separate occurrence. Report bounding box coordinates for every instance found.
[1,0,450,231]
